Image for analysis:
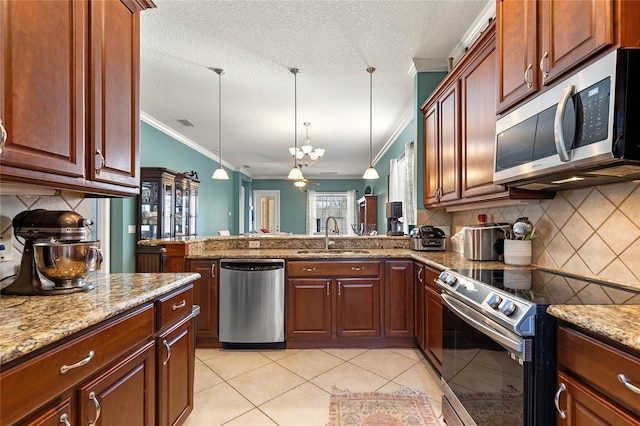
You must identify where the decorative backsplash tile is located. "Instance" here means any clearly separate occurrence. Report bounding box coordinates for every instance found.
[418,181,640,289]
[0,193,96,279]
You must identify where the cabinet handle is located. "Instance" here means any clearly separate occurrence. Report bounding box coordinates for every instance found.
[59,413,71,426]
[172,300,186,311]
[618,374,640,394]
[524,64,533,88]
[95,149,105,174]
[302,267,317,272]
[351,266,364,271]
[162,339,172,366]
[417,268,423,282]
[88,391,101,426]
[554,382,567,419]
[338,281,342,296]
[326,281,330,296]
[211,263,216,277]
[60,350,95,374]
[0,119,7,155]
[540,51,549,78]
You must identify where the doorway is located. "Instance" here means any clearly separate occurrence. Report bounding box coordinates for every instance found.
[253,190,280,233]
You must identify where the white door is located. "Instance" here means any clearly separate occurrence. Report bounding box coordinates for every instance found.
[253,190,280,233]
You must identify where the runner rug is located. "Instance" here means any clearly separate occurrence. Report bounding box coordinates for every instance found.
[328,389,441,426]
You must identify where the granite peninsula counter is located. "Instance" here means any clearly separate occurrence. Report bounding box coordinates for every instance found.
[0,272,200,365]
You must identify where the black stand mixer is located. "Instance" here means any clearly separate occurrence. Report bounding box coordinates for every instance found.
[1,210,101,296]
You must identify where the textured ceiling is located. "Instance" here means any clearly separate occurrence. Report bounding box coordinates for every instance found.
[140,0,491,179]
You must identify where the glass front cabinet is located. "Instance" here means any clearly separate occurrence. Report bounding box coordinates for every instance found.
[138,168,200,241]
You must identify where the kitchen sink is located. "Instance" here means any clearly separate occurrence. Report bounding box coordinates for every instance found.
[296,249,370,254]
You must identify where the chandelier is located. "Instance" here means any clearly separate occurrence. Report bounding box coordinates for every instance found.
[289,122,325,167]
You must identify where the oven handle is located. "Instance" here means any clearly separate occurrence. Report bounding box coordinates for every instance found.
[442,293,524,356]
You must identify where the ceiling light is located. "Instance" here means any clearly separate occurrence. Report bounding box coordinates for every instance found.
[550,176,586,184]
[363,67,379,180]
[211,68,229,180]
[290,122,325,166]
[287,68,305,181]
[294,180,307,188]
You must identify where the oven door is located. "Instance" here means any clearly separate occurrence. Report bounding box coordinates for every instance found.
[441,293,534,426]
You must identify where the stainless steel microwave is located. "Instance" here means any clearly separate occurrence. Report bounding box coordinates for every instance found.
[494,49,640,191]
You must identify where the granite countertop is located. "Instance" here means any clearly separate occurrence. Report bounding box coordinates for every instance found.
[547,305,640,353]
[0,272,200,365]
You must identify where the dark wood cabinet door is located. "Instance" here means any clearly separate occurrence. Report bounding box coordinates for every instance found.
[555,371,640,426]
[0,0,86,180]
[461,32,505,199]
[384,261,414,338]
[438,82,461,203]
[423,266,442,371]
[423,103,439,206]
[540,0,613,86]
[189,260,218,343]
[413,263,426,350]
[88,0,140,189]
[157,317,195,426]
[497,0,538,112]
[286,278,332,339]
[336,278,381,338]
[78,342,156,426]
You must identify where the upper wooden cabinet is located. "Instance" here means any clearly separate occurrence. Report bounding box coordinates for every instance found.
[498,0,640,114]
[357,195,378,233]
[0,0,154,196]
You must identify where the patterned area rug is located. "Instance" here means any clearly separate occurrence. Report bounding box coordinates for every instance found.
[328,389,441,426]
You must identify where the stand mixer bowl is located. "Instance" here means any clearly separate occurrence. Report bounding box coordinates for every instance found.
[33,241,102,287]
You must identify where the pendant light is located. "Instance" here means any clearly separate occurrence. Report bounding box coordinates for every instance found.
[363,66,379,180]
[211,68,230,180]
[287,68,305,181]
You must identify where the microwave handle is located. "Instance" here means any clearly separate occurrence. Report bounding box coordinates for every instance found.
[554,84,575,162]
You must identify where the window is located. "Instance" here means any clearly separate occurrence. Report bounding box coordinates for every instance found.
[389,142,415,233]
[306,190,357,235]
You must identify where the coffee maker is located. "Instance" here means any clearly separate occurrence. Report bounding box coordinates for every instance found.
[386,202,404,236]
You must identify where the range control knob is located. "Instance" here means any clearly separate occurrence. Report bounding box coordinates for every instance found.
[444,274,457,286]
[487,293,502,309]
[499,300,517,316]
[438,271,448,282]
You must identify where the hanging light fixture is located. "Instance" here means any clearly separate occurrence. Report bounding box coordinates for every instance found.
[287,68,305,181]
[289,122,325,166]
[293,180,306,188]
[211,68,230,180]
[363,66,379,180]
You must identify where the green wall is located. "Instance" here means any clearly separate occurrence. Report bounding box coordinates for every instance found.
[252,179,367,234]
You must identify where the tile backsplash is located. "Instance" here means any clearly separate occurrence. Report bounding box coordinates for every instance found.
[0,192,96,280]
[418,181,640,289]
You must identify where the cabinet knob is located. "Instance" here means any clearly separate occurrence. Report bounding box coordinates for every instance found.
[539,51,549,79]
[0,119,7,155]
[59,413,71,426]
[524,64,533,89]
[554,382,567,419]
[95,149,106,174]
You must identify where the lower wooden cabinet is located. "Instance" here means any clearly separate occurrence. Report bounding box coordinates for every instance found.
[156,316,195,426]
[188,260,219,346]
[336,278,381,338]
[555,325,640,424]
[414,263,442,372]
[384,260,414,338]
[286,278,333,339]
[78,342,156,426]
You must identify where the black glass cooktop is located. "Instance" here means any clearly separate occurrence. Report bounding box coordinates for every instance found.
[453,266,640,306]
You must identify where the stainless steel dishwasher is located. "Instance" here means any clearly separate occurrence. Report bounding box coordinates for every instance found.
[219,259,285,349]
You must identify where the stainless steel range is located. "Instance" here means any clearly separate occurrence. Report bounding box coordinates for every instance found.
[436,266,640,426]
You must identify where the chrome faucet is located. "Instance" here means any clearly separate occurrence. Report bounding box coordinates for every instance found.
[325,216,339,250]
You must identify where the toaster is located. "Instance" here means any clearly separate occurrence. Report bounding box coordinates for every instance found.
[410,226,446,251]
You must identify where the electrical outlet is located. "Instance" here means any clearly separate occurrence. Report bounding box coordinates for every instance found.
[249,240,260,249]
[128,225,136,234]
[0,233,13,262]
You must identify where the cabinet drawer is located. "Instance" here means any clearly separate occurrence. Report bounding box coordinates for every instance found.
[557,326,640,415]
[0,304,154,425]
[288,261,380,277]
[156,284,194,331]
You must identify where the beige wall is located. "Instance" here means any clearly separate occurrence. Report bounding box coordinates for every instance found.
[0,192,95,279]
[418,181,640,289]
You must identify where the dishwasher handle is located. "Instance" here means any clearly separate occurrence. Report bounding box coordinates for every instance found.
[220,259,284,272]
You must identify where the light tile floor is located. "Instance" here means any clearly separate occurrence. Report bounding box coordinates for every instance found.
[185,347,444,426]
